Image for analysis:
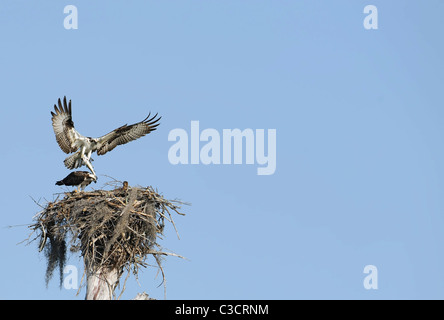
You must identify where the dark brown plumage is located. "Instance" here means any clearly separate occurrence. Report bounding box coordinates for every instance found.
[51,97,76,154]
[56,171,97,191]
[96,112,161,155]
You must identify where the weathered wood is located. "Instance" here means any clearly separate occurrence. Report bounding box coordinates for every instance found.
[133,292,154,300]
[85,268,119,300]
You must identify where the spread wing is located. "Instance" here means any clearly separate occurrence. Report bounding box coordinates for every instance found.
[50,96,81,154]
[96,113,161,156]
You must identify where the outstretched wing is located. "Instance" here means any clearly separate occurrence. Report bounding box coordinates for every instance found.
[96,113,161,156]
[50,96,80,154]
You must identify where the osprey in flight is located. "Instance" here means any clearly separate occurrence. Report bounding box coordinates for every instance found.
[51,96,161,178]
[56,171,97,192]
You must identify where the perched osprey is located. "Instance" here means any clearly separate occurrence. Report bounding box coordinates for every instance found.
[51,96,161,178]
[56,171,97,191]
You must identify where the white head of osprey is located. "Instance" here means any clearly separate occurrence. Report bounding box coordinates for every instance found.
[168,121,276,175]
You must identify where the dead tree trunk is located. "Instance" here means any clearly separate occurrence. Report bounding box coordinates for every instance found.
[85,267,119,300]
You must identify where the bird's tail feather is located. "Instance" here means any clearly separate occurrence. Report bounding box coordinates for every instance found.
[55,180,63,186]
[64,153,84,169]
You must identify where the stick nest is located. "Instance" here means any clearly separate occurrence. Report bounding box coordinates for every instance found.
[28,181,186,295]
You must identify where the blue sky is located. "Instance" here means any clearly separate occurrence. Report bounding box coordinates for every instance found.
[1,0,444,299]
